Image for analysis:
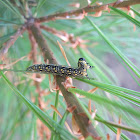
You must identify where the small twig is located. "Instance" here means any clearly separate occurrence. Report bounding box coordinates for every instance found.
[0,25,26,59]
[40,25,69,42]
[40,25,85,48]
[51,105,73,134]
[112,0,140,7]
[116,117,121,140]
[57,41,71,66]
[3,56,27,69]
[35,0,140,23]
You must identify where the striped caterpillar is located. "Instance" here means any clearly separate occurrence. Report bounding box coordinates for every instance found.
[26,58,94,79]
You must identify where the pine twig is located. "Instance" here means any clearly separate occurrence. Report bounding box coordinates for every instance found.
[35,0,140,23]
[0,25,26,59]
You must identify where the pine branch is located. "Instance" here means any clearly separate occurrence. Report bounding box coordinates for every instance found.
[28,22,101,139]
[35,0,140,23]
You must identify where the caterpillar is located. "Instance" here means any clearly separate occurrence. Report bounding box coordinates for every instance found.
[26,58,94,79]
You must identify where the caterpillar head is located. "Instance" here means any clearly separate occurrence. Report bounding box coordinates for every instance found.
[78,58,94,70]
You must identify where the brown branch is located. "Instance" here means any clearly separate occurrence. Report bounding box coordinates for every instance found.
[35,0,140,23]
[56,77,101,139]
[28,22,101,139]
[113,0,140,7]
[0,25,26,59]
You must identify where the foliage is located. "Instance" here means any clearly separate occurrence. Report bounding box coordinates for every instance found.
[0,0,140,139]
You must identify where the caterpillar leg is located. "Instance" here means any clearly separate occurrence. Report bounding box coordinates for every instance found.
[85,74,90,80]
[89,66,94,69]
[86,63,94,69]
